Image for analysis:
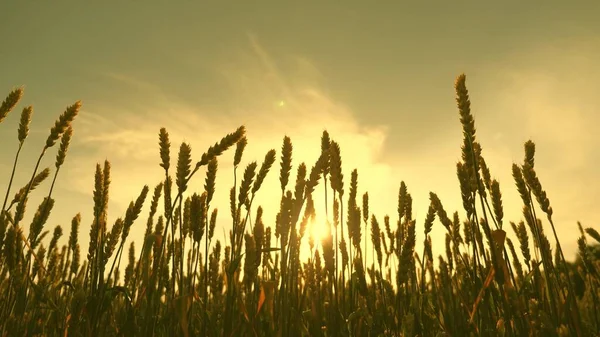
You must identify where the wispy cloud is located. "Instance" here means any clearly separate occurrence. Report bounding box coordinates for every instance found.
[68,34,402,257]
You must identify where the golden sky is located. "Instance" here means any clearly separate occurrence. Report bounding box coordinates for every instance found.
[1,1,599,262]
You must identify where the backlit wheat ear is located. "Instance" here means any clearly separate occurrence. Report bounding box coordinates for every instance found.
[238,162,257,207]
[328,141,343,196]
[430,192,451,230]
[524,140,535,168]
[28,197,55,249]
[176,142,192,193]
[512,164,531,206]
[371,215,382,267]
[320,130,331,176]
[182,197,191,238]
[397,181,408,221]
[0,88,24,124]
[159,128,171,170]
[490,180,503,228]
[280,136,293,193]
[190,193,206,244]
[506,238,523,279]
[10,168,51,209]
[424,202,436,236]
[305,154,324,195]
[253,149,276,195]
[339,238,349,270]
[293,163,307,206]
[398,220,416,285]
[18,106,32,143]
[204,158,218,206]
[55,126,73,169]
[144,182,163,239]
[45,101,80,149]
[164,176,172,218]
[457,162,474,219]
[585,228,600,244]
[69,213,81,251]
[455,74,477,155]
[521,163,552,217]
[122,185,150,241]
[209,209,217,241]
[197,125,246,168]
[105,218,124,264]
[234,136,247,167]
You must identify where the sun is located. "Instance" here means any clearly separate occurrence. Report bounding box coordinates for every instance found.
[309,214,331,245]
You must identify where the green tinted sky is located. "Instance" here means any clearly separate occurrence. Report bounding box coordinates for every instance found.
[1,1,599,259]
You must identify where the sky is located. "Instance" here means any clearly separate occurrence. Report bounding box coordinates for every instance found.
[1,1,599,266]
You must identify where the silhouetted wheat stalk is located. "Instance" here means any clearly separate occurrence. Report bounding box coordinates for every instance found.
[0,75,598,337]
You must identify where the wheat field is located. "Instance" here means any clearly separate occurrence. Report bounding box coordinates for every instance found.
[0,74,598,336]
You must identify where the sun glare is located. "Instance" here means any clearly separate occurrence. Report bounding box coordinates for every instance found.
[309,214,331,245]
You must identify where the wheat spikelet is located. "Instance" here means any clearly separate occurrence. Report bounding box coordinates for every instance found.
[176,142,192,193]
[17,106,32,143]
[204,158,218,206]
[9,168,51,208]
[490,180,503,227]
[158,128,171,170]
[279,136,293,193]
[370,215,382,267]
[190,193,206,244]
[45,101,80,149]
[28,197,55,249]
[55,126,73,169]
[253,149,276,195]
[0,88,23,124]
[197,125,246,167]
